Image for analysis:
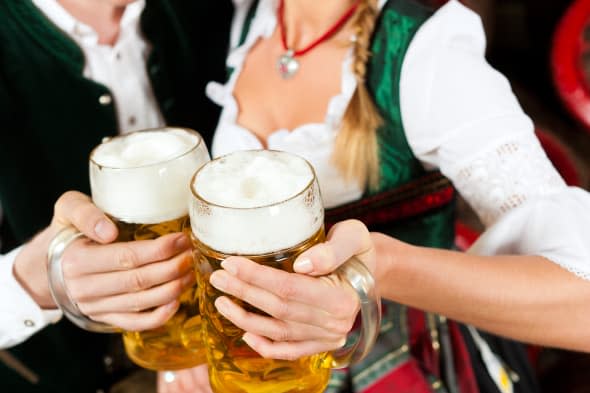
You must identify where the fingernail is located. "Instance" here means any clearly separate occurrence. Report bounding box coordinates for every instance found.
[175,234,190,250]
[209,272,227,290]
[242,332,257,348]
[95,218,115,241]
[215,297,231,316]
[293,257,313,273]
[221,259,238,276]
[166,300,179,312]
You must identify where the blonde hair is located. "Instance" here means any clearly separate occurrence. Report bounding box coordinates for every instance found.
[332,0,382,191]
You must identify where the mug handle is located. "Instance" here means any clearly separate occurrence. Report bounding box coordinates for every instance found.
[327,256,381,368]
[47,226,121,333]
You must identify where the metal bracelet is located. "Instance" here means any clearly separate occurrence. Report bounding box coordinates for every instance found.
[47,226,119,333]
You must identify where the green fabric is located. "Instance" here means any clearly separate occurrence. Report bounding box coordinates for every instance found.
[0,1,232,392]
[329,0,455,391]
[367,0,455,250]
[239,0,260,47]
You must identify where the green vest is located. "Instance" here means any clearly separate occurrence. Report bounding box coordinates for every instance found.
[0,1,232,392]
[367,1,455,250]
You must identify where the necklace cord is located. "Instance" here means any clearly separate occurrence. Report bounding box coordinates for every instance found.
[278,0,361,57]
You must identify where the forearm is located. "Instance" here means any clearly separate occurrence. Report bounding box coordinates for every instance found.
[373,232,590,351]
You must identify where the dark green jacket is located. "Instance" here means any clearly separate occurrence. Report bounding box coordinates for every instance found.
[0,1,232,392]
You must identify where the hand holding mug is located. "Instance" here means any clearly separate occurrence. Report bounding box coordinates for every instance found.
[208,219,376,360]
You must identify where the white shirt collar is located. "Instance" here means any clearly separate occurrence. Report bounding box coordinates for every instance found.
[31,0,145,46]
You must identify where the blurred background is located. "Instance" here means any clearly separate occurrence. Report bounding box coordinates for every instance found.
[450,0,590,392]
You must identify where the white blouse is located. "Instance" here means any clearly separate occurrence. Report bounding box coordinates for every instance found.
[208,0,590,279]
[32,0,165,133]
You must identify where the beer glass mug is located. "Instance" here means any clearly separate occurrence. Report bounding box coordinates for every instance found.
[49,127,210,370]
[189,150,381,393]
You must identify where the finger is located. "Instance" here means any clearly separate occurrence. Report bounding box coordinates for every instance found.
[53,191,117,243]
[293,219,373,275]
[62,232,190,276]
[215,257,359,318]
[191,365,213,393]
[92,299,180,331]
[67,250,193,300]
[214,296,348,342]
[179,365,211,392]
[77,272,194,315]
[157,371,182,393]
[157,372,173,393]
[156,372,167,393]
[242,332,346,361]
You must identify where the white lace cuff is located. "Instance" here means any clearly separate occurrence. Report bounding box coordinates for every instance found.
[469,187,590,280]
[450,135,566,226]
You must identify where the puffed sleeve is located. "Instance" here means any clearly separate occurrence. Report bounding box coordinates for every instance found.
[229,0,257,49]
[400,0,590,279]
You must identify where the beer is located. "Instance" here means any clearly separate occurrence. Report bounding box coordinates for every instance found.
[190,150,329,393]
[90,128,210,370]
[193,230,330,393]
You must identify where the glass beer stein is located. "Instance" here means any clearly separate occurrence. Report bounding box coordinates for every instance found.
[89,127,210,370]
[189,150,381,393]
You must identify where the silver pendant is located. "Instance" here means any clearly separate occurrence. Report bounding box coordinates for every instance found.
[277,50,299,79]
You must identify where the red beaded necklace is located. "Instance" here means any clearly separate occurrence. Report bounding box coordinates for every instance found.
[277,0,361,79]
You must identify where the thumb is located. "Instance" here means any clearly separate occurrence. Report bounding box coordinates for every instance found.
[293,219,373,275]
[52,191,118,243]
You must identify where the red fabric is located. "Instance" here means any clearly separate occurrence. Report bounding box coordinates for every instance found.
[407,308,441,380]
[364,359,436,393]
[454,221,481,251]
[448,321,479,393]
[366,308,479,393]
[325,172,454,231]
[535,129,581,186]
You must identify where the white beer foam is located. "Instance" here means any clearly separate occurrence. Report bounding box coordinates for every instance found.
[191,150,323,254]
[91,128,209,224]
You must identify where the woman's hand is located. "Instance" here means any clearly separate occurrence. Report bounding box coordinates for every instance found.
[157,366,212,393]
[13,191,194,331]
[208,219,376,360]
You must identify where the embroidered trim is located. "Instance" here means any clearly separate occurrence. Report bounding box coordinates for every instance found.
[325,171,454,230]
[451,138,565,227]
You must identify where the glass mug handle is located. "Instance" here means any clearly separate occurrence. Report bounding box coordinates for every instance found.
[326,256,381,368]
[47,226,120,333]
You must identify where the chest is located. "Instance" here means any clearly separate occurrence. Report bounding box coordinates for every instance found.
[232,29,350,144]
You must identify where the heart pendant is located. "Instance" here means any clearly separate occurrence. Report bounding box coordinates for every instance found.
[277,50,299,79]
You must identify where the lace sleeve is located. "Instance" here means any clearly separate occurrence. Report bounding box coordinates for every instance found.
[450,136,565,227]
[400,1,590,279]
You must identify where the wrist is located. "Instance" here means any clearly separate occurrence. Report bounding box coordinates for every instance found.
[369,232,420,301]
[13,228,58,309]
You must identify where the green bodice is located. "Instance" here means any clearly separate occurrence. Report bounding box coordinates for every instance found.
[367,0,455,250]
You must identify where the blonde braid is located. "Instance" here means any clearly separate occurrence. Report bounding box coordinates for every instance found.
[332,0,382,191]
